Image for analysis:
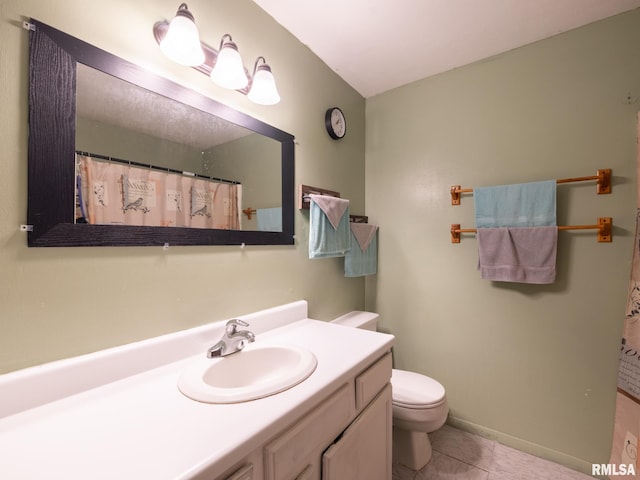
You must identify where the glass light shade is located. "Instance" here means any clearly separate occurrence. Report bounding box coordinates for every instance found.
[248,64,280,105]
[160,5,205,66]
[210,42,249,90]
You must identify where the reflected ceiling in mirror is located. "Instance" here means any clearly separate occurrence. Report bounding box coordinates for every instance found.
[76,64,252,150]
[27,19,294,247]
[75,65,282,232]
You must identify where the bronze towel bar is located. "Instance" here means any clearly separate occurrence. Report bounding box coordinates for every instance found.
[450,169,611,205]
[242,208,257,220]
[450,217,612,243]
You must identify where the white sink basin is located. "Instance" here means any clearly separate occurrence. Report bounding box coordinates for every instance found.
[177,344,318,403]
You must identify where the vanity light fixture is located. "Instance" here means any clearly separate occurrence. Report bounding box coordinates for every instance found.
[154,4,280,105]
[158,3,205,67]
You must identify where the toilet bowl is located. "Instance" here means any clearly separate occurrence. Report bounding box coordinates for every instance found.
[331,311,449,470]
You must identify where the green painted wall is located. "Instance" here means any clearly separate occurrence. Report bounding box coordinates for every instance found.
[77,117,204,170]
[0,0,365,373]
[365,9,640,472]
[4,0,639,472]
[204,133,282,223]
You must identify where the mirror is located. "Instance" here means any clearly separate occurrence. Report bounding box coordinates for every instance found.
[27,19,295,247]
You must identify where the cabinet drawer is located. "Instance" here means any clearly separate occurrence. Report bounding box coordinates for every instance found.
[264,384,352,480]
[355,352,392,410]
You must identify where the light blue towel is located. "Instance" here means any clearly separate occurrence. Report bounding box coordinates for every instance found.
[345,224,378,277]
[309,198,350,259]
[256,207,282,232]
[474,180,556,228]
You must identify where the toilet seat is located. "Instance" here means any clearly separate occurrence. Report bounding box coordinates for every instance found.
[391,369,446,409]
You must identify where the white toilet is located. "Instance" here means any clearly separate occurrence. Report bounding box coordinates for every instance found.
[331,311,448,470]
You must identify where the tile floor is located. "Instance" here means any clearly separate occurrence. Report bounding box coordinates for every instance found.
[392,425,595,480]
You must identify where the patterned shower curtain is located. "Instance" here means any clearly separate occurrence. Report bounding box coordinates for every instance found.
[77,155,241,230]
[609,114,640,478]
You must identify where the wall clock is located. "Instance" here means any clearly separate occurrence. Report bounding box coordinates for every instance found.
[325,107,346,140]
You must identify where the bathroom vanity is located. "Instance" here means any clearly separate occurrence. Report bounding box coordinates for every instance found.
[225,350,392,480]
[0,301,394,479]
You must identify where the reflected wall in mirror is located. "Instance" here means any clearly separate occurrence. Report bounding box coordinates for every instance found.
[27,19,294,247]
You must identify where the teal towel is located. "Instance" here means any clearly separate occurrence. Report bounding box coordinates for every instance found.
[345,224,378,277]
[474,180,556,228]
[257,207,282,232]
[309,199,350,259]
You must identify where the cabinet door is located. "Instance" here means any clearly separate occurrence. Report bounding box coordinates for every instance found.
[322,384,392,480]
[264,384,352,480]
[224,463,253,480]
[295,465,314,479]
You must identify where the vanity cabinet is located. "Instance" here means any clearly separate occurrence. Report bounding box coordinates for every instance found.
[0,305,395,480]
[322,385,392,479]
[264,383,352,479]
[262,352,393,480]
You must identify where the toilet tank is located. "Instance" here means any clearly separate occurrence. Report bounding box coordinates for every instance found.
[331,311,379,331]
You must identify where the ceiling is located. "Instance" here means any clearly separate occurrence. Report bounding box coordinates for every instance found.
[252,0,640,98]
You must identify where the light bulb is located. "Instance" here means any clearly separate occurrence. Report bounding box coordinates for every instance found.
[248,60,280,105]
[210,37,248,90]
[159,4,205,67]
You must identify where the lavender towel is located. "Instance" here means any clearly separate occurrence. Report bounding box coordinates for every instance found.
[477,227,558,284]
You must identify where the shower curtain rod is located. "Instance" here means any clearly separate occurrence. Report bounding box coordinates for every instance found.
[450,169,611,205]
[76,151,241,185]
[450,217,612,243]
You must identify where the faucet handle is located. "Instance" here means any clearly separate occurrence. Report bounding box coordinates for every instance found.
[225,318,249,335]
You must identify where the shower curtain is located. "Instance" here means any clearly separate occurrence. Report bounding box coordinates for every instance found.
[77,155,241,230]
[609,114,640,478]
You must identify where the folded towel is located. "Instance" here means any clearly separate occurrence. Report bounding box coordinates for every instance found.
[256,207,282,232]
[309,194,349,228]
[477,226,558,284]
[474,180,556,228]
[309,195,350,259]
[345,223,378,277]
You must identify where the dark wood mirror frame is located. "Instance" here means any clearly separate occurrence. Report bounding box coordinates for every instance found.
[27,19,295,247]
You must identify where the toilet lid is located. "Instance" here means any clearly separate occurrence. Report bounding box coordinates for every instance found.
[391,369,446,408]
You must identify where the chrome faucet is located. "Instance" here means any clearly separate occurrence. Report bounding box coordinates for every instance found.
[207,319,255,358]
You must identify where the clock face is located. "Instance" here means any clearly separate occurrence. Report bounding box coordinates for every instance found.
[325,107,346,139]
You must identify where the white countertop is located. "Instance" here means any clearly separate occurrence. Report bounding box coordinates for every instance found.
[0,302,394,479]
